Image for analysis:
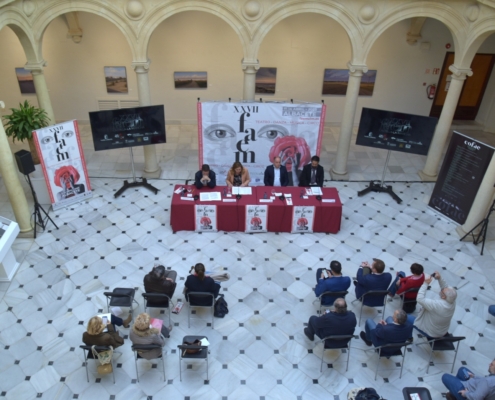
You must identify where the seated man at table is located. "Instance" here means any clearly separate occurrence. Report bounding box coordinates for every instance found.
[360,309,413,348]
[354,258,392,305]
[299,155,324,187]
[264,156,289,187]
[195,164,216,189]
[315,260,351,306]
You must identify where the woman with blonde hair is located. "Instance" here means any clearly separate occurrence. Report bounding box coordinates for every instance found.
[129,313,168,360]
[226,161,250,187]
[82,314,131,348]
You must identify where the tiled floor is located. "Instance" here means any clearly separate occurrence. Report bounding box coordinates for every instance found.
[1,123,495,399]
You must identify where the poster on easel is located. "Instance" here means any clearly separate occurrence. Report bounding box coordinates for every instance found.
[33,120,92,211]
[428,131,494,224]
[245,205,268,233]
[194,205,217,232]
[291,206,315,233]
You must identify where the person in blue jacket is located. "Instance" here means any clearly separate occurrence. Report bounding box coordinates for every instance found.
[354,258,392,307]
[315,260,351,306]
[360,309,413,349]
[194,164,216,189]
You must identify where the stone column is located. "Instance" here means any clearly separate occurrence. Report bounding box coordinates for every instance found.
[331,63,367,180]
[132,60,159,174]
[456,153,495,238]
[24,61,56,123]
[0,101,32,233]
[419,65,472,181]
[241,59,259,101]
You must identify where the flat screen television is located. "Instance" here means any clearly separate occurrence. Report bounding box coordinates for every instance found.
[89,105,166,151]
[355,107,437,156]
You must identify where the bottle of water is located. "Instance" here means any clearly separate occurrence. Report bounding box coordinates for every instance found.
[264,192,267,199]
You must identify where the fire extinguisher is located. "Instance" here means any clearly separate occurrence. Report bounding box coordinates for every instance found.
[426,84,436,99]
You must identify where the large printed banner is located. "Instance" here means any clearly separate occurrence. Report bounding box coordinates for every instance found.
[195,205,218,232]
[33,120,92,211]
[245,205,268,233]
[428,131,494,224]
[198,102,326,186]
[291,206,315,233]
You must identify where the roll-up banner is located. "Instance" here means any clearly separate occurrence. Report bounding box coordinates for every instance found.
[245,205,268,233]
[195,205,218,232]
[33,120,92,211]
[428,131,494,224]
[198,102,325,186]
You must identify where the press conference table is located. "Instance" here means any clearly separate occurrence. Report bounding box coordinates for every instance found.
[170,185,342,233]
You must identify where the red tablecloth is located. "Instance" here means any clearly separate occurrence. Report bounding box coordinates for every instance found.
[170,185,342,233]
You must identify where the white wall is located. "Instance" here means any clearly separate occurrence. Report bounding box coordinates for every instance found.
[0,12,493,129]
[476,33,495,132]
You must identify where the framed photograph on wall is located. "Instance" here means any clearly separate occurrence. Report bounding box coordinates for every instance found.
[104,66,128,94]
[255,67,277,94]
[15,68,36,94]
[322,69,377,96]
[174,71,207,89]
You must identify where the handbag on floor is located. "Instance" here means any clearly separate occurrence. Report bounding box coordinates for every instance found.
[91,345,114,375]
[214,294,229,318]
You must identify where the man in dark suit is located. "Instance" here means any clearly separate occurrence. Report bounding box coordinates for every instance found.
[299,155,324,187]
[304,298,357,346]
[354,258,392,306]
[264,156,289,187]
[360,309,413,348]
[194,164,216,189]
[315,260,351,306]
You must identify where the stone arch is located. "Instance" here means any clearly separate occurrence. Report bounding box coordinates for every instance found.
[253,2,362,63]
[362,2,466,64]
[30,1,138,60]
[459,17,495,68]
[0,11,40,62]
[137,1,250,62]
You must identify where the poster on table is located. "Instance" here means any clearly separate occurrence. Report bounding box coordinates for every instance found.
[291,206,315,233]
[428,131,494,224]
[194,205,218,232]
[33,120,92,211]
[198,102,326,186]
[245,205,268,233]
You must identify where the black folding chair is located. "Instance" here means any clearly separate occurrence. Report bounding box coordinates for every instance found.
[318,334,353,372]
[367,339,413,380]
[177,335,209,381]
[142,293,173,327]
[353,290,389,325]
[399,287,420,314]
[103,287,138,315]
[317,291,348,315]
[80,345,115,383]
[131,344,166,382]
[416,334,465,373]
[186,292,215,328]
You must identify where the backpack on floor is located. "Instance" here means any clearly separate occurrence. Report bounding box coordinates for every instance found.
[214,294,229,318]
[348,387,382,400]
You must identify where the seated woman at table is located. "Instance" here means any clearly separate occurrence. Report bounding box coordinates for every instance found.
[185,263,221,306]
[226,161,250,187]
[82,314,131,349]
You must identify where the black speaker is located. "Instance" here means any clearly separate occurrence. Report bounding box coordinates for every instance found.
[15,150,35,175]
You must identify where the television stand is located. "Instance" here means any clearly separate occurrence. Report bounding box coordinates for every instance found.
[114,147,159,198]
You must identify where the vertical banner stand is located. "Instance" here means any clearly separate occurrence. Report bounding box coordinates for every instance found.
[459,198,495,256]
[357,150,402,204]
[114,147,159,198]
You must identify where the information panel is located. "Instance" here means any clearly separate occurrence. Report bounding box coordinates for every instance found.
[428,131,494,224]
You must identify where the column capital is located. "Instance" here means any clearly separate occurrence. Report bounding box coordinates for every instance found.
[448,64,473,80]
[132,59,151,73]
[241,59,259,73]
[24,60,47,74]
[347,62,368,76]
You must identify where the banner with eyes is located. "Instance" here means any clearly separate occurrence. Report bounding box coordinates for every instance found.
[198,102,325,186]
[33,120,92,210]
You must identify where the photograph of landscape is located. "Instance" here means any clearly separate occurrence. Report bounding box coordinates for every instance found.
[104,66,128,94]
[174,71,207,89]
[322,69,377,96]
[15,68,35,94]
[255,67,277,94]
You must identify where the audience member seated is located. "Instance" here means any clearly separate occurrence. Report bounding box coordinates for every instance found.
[388,262,425,312]
[354,258,392,305]
[185,263,221,306]
[82,314,131,348]
[304,298,356,342]
[264,156,289,187]
[226,161,250,187]
[315,260,351,306]
[130,313,168,359]
[143,265,177,304]
[360,309,413,348]
[442,358,495,400]
[299,155,324,187]
[407,271,456,339]
[194,164,216,189]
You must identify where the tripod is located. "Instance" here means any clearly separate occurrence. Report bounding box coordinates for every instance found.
[26,174,58,238]
[459,198,495,256]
